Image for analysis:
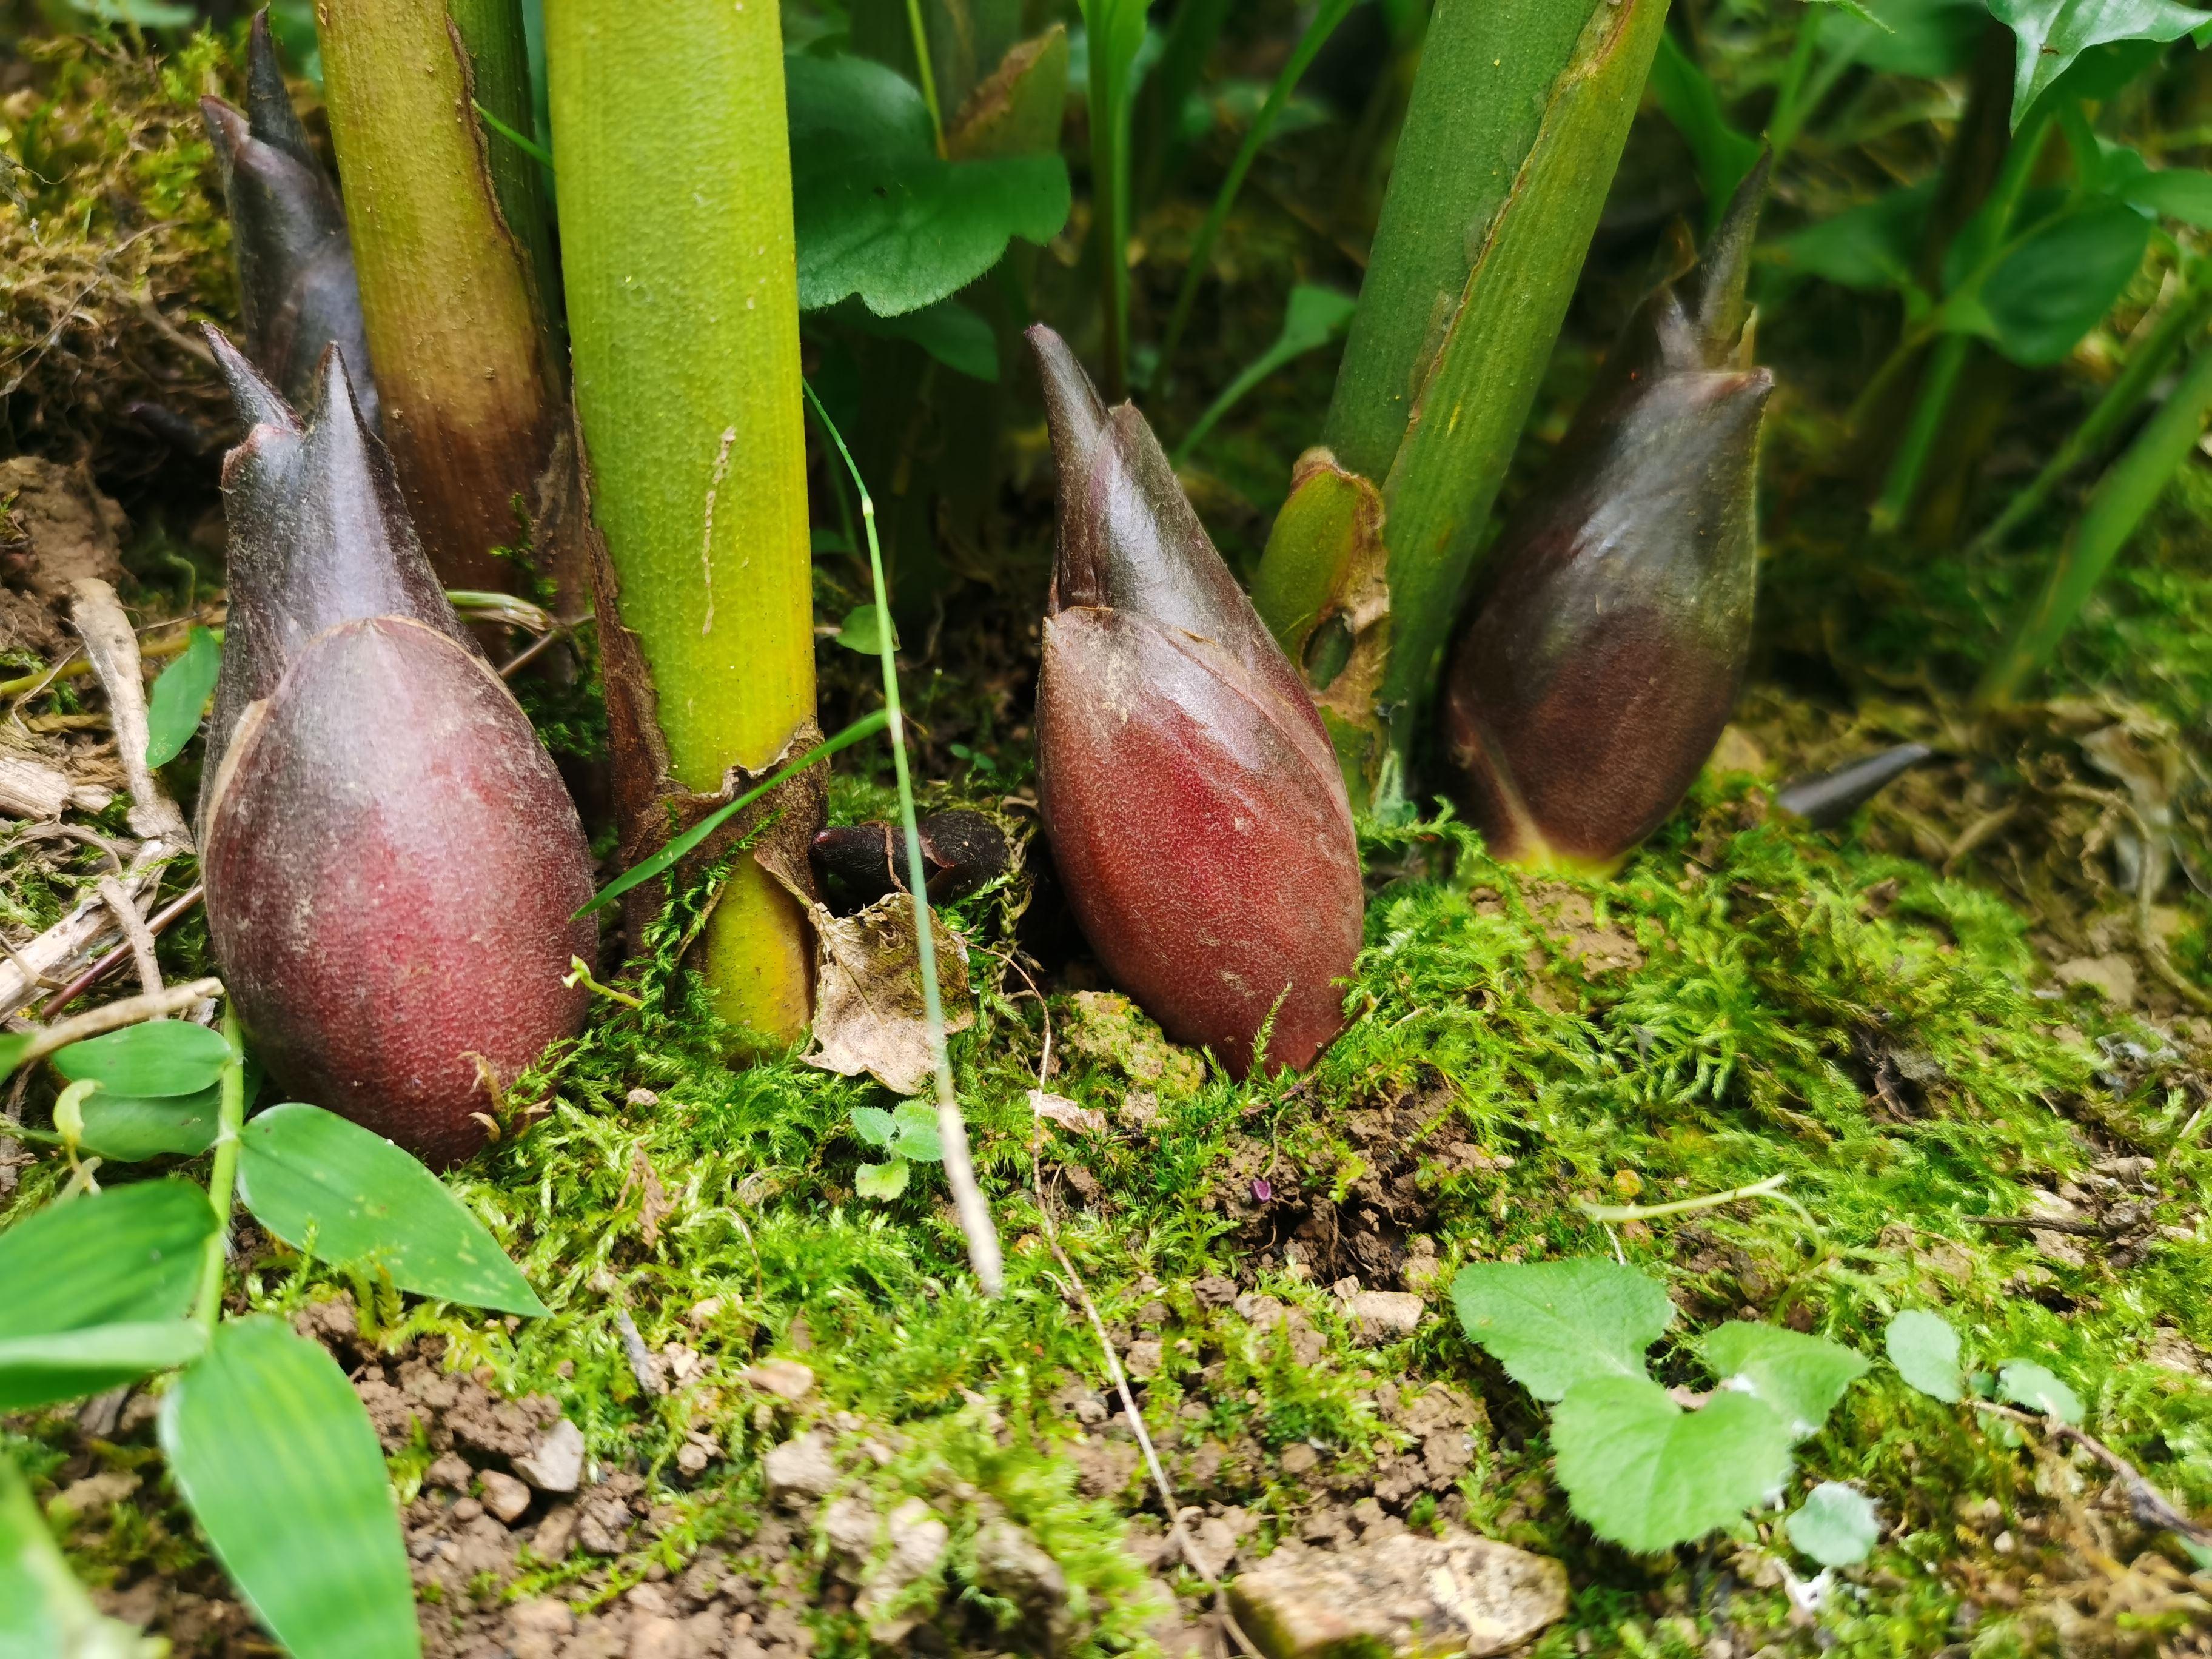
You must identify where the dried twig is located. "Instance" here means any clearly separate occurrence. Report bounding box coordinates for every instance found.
[5,977,223,1077]
[0,845,170,1020]
[98,877,161,995]
[39,885,202,1016]
[67,578,189,848]
[1970,1399,2212,1547]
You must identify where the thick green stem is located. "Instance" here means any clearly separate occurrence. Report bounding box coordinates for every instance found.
[1082,0,1145,400]
[1270,0,1670,805]
[1156,0,1356,387]
[548,0,817,1043]
[1969,276,2212,556]
[193,1010,246,1336]
[315,0,562,591]
[1977,342,2212,708]
[1872,332,1971,532]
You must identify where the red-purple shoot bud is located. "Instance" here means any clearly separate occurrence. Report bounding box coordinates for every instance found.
[201,338,591,1167]
[1440,163,1775,873]
[201,12,377,429]
[1029,326,1363,1077]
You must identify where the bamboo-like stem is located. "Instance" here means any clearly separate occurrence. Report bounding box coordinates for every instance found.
[547,0,817,1043]
[805,384,1002,1295]
[315,0,561,591]
[1082,0,1145,400]
[1156,0,1356,386]
[1976,343,2212,708]
[193,1007,247,1335]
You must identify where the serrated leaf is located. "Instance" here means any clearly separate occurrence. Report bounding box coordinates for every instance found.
[1948,197,2150,366]
[1451,1260,1675,1403]
[52,1021,232,1098]
[0,1180,213,1410]
[1997,1359,2084,1423]
[1787,1482,1880,1567]
[786,52,1071,317]
[75,1086,221,1161]
[1885,1309,1963,1402]
[851,1105,899,1148]
[855,1158,911,1200]
[1551,1375,1796,1554]
[890,1100,943,1162]
[144,626,221,768]
[1987,0,2211,126]
[159,1316,417,1659]
[238,1104,547,1316]
[1701,1323,1871,1439]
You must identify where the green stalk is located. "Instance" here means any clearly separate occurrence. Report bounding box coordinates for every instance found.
[1976,341,2212,708]
[805,384,1002,1296]
[1131,0,1233,203]
[548,0,817,1044]
[1081,0,1146,399]
[1968,276,2212,556]
[315,0,563,591]
[1870,332,1971,533]
[1265,0,1669,805]
[1156,0,1356,387]
[903,0,946,155]
[193,1010,246,1335]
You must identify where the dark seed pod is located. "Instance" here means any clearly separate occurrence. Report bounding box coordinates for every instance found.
[810,810,1010,912]
[201,335,591,1168]
[1030,325,1363,1077]
[1774,742,1933,828]
[1439,162,1775,873]
[201,11,378,429]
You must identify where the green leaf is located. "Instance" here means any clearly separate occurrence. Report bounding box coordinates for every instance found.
[0,1180,213,1410]
[1700,1323,1871,1439]
[1885,1309,1964,1402]
[1174,284,1359,461]
[1987,0,2212,126]
[1949,198,2151,365]
[786,52,1071,317]
[851,1105,897,1148]
[1826,0,1987,75]
[836,604,898,655]
[239,1103,548,1316]
[143,626,221,768]
[1787,1482,1881,1567]
[855,1158,911,1200]
[578,710,890,917]
[1,1450,155,1658]
[75,1085,221,1161]
[1997,1359,2085,1423]
[1451,1259,1675,1403]
[832,296,999,381]
[52,1020,232,1098]
[1649,32,1762,226]
[159,1316,418,1659]
[1551,1375,1796,1555]
[2116,164,2212,226]
[1773,183,1936,291]
[68,0,197,22]
[890,1100,942,1162]
[0,1321,209,1389]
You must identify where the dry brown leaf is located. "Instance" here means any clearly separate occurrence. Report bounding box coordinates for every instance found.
[1028,1089,1105,1136]
[802,889,976,1096]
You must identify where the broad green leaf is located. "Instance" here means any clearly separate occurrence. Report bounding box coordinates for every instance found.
[786,52,1071,317]
[2117,165,2212,226]
[1986,0,2212,126]
[836,604,898,655]
[69,0,196,22]
[75,1085,221,1161]
[833,296,1000,381]
[1788,1482,1881,1567]
[1,1452,157,1658]
[855,1158,911,1200]
[1997,1359,2085,1423]
[1650,32,1762,225]
[1451,1259,1675,1403]
[143,626,221,768]
[1885,1309,1963,1402]
[0,1180,212,1410]
[0,1321,208,1392]
[52,1021,232,1098]
[1551,1375,1795,1554]
[890,1101,943,1162]
[851,1105,899,1148]
[239,1103,548,1316]
[1951,198,2150,366]
[1772,183,1936,291]
[1701,1323,1871,1439]
[1826,0,1986,76]
[160,1316,417,1659]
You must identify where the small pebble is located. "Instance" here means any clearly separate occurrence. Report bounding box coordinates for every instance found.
[480,1469,532,1524]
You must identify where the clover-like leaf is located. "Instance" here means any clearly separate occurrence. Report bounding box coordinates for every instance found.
[1701,1322,1871,1439]
[1986,0,2212,126]
[1551,1374,1796,1555]
[851,1105,899,1148]
[1787,1482,1881,1567]
[1997,1359,2085,1423]
[1452,1260,1675,1403]
[1885,1309,1963,1403]
[786,52,1070,317]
